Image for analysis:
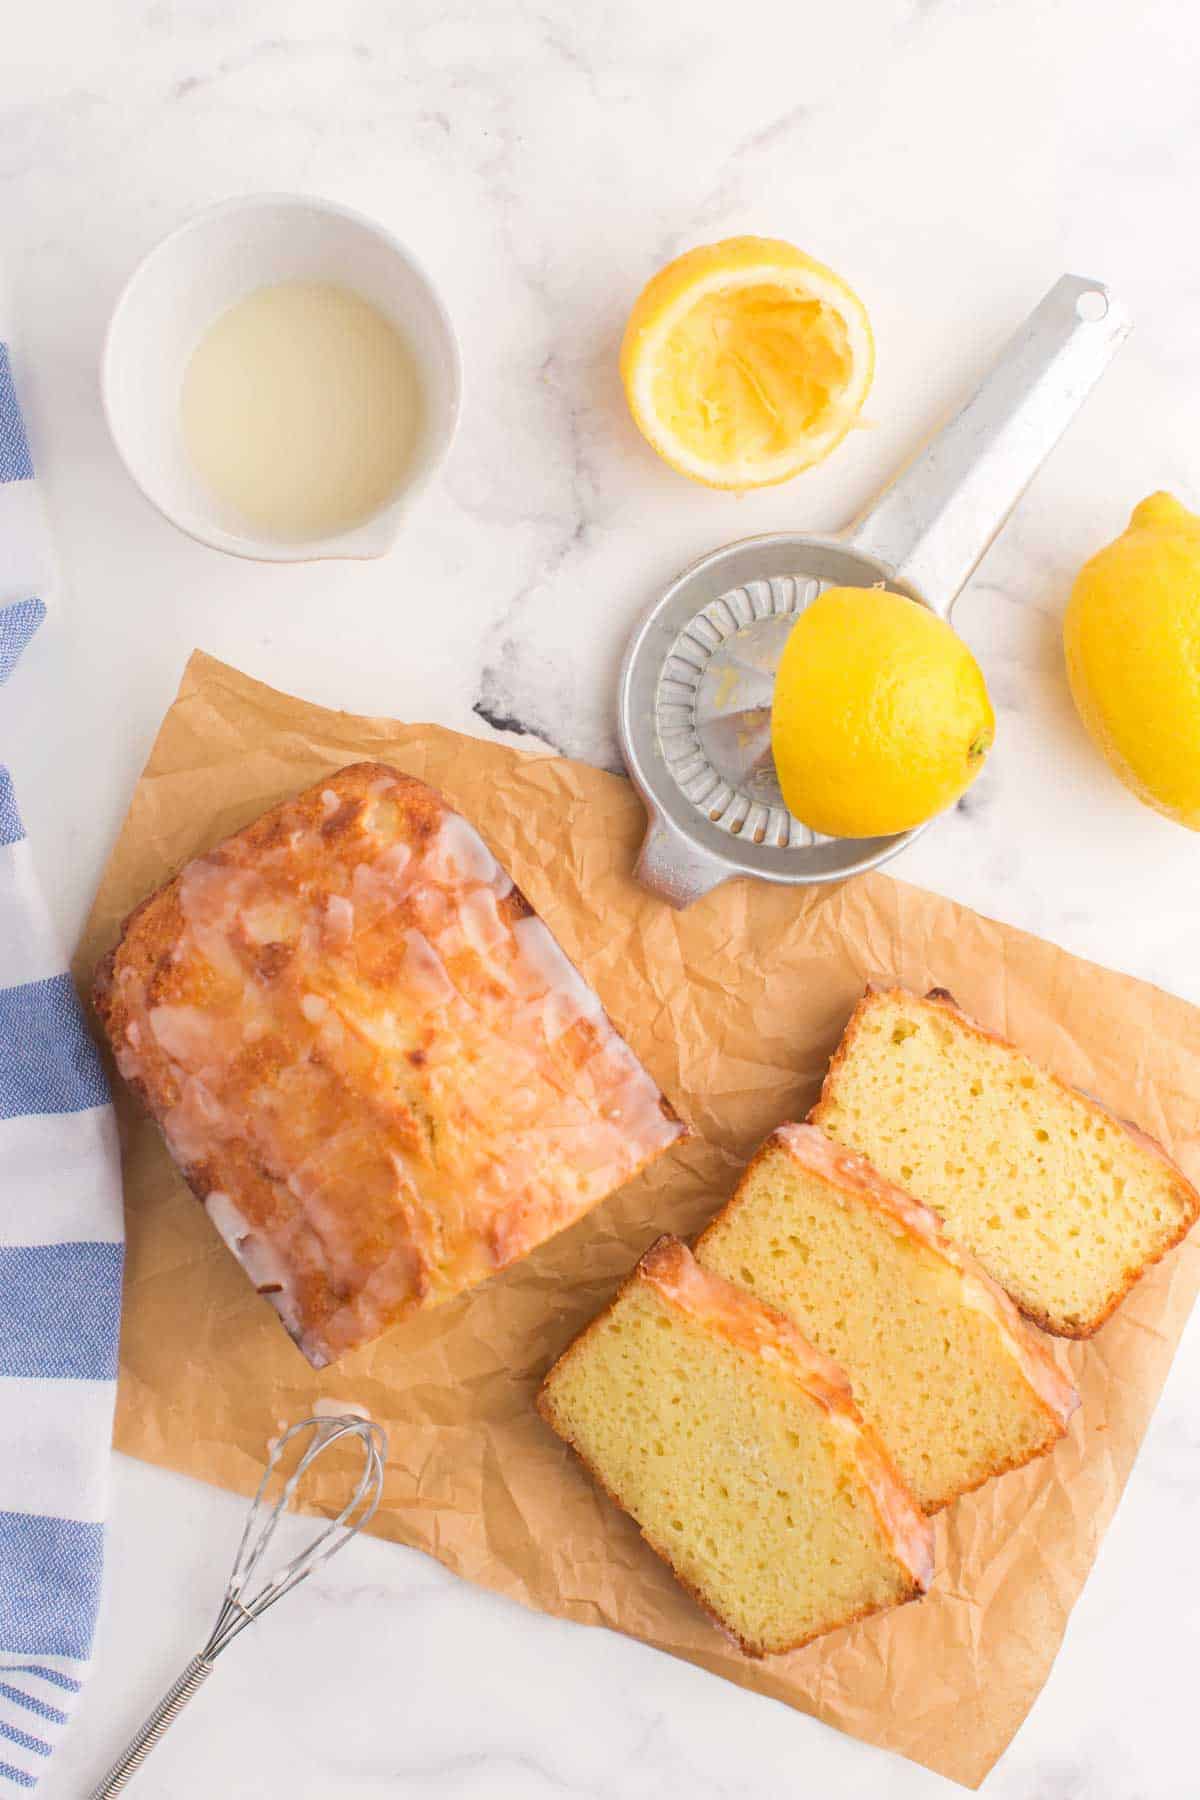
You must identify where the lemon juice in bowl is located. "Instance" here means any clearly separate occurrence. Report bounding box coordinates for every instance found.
[181,280,424,541]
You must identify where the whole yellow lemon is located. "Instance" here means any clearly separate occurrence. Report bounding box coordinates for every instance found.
[771,586,995,838]
[1064,493,1200,828]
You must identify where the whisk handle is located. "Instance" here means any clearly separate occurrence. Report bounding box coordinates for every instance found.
[87,1653,216,1797]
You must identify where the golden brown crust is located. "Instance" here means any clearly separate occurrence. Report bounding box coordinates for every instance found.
[538,1235,932,1656]
[637,1233,857,1405]
[810,982,1200,1338]
[95,763,687,1367]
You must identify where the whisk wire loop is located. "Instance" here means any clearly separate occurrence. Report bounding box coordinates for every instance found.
[88,1413,388,1797]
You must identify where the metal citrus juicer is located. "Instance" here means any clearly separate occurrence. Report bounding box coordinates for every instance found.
[618,275,1131,908]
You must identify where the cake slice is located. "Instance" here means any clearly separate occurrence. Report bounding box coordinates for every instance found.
[811,985,1200,1337]
[538,1235,933,1656]
[94,763,686,1367]
[696,1123,1079,1512]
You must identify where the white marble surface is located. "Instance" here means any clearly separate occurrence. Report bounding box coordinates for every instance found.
[5,0,1200,1792]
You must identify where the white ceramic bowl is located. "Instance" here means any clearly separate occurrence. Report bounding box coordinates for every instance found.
[101,193,462,561]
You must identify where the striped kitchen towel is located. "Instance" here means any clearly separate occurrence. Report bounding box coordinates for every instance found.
[0,344,124,1791]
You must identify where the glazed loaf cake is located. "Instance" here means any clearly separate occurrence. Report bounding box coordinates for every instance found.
[539,1235,933,1656]
[811,985,1200,1337]
[696,1123,1079,1512]
[94,763,686,1367]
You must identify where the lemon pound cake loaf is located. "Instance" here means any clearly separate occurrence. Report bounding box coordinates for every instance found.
[812,986,1200,1337]
[538,1236,933,1656]
[94,763,686,1368]
[696,1124,1079,1512]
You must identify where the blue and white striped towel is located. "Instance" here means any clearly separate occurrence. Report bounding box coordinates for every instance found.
[0,344,124,1791]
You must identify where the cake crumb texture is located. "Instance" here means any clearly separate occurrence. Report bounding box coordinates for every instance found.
[697,1122,1078,1511]
[539,1235,932,1657]
[812,985,1199,1336]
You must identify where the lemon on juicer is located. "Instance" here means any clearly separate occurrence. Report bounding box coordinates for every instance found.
[1064,492,1200,828]
[771,587,995,839]
[620,237,874,490]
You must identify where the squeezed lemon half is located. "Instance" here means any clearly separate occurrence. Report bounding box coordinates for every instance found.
[620,237,874,490]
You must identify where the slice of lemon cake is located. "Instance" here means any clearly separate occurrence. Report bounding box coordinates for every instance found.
[811,985,1200,1337]
[696,1124,1079,1512]
[538,1235,933,1657]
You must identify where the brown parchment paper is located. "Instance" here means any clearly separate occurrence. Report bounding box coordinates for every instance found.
[75,651,1200,1790]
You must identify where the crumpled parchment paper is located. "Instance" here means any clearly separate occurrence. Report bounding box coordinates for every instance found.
[74,650,1200,1788]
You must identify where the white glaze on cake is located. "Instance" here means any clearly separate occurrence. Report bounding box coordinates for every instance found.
[97,765,686,1366]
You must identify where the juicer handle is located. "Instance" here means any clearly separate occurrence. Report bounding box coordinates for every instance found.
[847,275,1132,618]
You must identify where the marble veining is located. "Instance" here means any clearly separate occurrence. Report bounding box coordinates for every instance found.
[7,0,1200,1793]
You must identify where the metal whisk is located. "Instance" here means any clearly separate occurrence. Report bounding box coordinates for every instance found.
[89,1413,388,1797]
